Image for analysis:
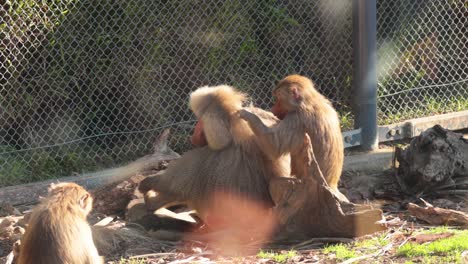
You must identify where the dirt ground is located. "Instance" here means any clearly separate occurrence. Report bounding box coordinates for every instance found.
[1,168,467,263]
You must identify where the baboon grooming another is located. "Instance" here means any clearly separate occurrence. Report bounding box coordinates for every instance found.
[240,75,386,238]
[139,85,290,223]
[18,182,103,264]
[240,74,344,188]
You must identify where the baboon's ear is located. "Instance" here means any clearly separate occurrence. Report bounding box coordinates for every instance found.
[79,193,90,210]
[291,86,299,100]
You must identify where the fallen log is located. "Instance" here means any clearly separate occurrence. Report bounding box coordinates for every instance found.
[408,199,468,227]
[0,129,179,206]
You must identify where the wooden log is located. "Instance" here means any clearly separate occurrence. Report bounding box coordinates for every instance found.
[408,201,468,227]
[0,129,179,206]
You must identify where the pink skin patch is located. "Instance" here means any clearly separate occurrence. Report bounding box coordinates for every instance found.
[191,120,208,146]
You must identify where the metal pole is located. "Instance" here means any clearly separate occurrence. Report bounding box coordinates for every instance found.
[352,0,378,150]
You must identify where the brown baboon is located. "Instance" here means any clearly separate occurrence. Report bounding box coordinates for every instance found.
[240,74,344,189]
[139,85,290,223]
[18,182,103,264]
[239,77,388,238]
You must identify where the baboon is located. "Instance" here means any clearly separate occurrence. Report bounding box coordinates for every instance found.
[139,85,290,223]
[240,74,344,189]
[18,182,103,264]
[239,76,388,238]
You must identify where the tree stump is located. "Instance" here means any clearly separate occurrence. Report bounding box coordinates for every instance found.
[395,125,468,194]
[271,177,386,239]
[270,135,386,239]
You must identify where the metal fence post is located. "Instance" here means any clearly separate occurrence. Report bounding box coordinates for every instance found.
[353,0,378,150]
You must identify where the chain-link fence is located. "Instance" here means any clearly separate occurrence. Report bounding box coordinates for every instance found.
[0,0,466,187]
[377,1,467,123]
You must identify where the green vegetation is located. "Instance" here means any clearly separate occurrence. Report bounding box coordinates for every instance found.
[421,226,452,234]
[339,94,468,129]
[397,229,467,262]
[379,96,468,125]
[323,243,357,260]
[0,143,144,187]
[257,250,297,263]
[116,258,147,264]
[354,232,389,249]
[376,1,467,125]
[49,228,468,263]
[2,0,313,186]
[317,228,467,263]
[1,0,466,186]
[339,111,354,131]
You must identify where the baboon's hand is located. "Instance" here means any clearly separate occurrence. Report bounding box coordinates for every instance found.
[239,109,259,123]
[239,109,269,134]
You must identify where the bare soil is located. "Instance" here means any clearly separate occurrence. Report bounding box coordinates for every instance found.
[1,168,466,263]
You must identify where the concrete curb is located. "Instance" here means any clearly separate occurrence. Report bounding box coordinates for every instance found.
[344,148,394,174]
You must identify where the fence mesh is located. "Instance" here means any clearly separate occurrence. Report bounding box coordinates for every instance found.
[0,0,466,186]
[377,1,467,123]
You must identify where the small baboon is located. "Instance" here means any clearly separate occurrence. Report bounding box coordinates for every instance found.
[18,182,103,264]
[240,74,344,189]
[139,85,290,222]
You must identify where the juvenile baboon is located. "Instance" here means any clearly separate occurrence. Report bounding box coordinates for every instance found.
[18,182,103,264]
[240,74,344,189]
[139,85,290,222]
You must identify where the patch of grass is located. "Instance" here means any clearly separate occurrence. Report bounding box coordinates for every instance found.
[339,111,354,130]
[379,96,468,125]
[355,232,390,249]
[376,232,390,247]
[0,142,146,187]
[0,148,29,186]
[422,255,462,264]
[424,96,468,114]
[421,226,452,234]
[342,96,467,130]
[323,243,357,260]
[0,148,108,187]
[257,250,297,263]
[116,258,147,264]
[397,229,468,260]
